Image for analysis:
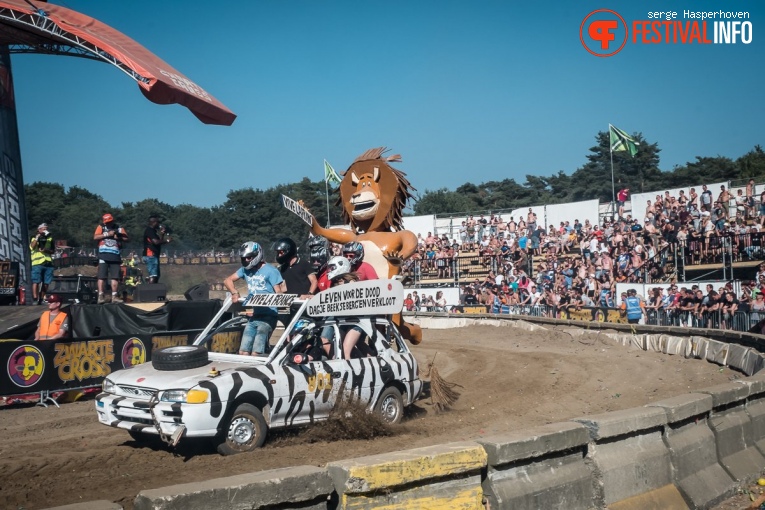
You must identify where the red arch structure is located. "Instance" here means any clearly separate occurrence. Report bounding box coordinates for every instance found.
[0,0,235,299]
[0,0,236,125]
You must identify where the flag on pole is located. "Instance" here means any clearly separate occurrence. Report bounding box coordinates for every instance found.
[609,124,639,157]
[323,160,342,186]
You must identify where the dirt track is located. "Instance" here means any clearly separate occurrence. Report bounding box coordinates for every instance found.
[0,323,739,509]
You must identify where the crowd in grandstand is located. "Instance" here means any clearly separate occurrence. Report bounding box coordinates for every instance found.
[402,181,765,331]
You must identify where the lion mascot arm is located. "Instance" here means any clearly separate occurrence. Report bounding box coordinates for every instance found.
[310,222,357,246]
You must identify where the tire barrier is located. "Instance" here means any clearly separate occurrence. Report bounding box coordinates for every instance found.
[42,323,765,510]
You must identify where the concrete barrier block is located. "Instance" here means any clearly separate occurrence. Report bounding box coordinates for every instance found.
[483,451,592,510]
[705,339,729,366]
[727,344,755,375]
[698,382,749,408]
[133,465,333,510]
[743,372,765,396]
[591,429,673,505]
[648,393,713,424]
[745,397,765,456]
[647,395,736,509]
[41,502,122,510]
[327,441,486,509]
[691,336,709,359]
[478,422,589,466]
[708,405,765,482]
[754,354,765,375]
[662,335,689,356]
[573,406,667,440]
[645,334,663,353]
[479,423,592,510]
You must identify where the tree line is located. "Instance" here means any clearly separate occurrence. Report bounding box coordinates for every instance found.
[25,130,765,253]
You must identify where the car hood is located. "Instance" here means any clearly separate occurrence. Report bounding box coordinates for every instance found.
[106,356,268,391]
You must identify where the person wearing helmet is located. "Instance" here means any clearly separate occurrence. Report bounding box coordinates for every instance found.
[342,241,378,281]
[94,213,129,304]
[34,294,69,341]
[223,241,286,356]
[275,237,317,297]
[288,319,327,364]
[307,236,331,292]
[323,256,372,359]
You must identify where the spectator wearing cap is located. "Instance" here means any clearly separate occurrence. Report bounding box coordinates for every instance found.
[34,294,69,341]
[30,222,55,305]
[94,213,129,304]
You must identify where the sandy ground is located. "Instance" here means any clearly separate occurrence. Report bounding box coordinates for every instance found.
[0,323,744,510]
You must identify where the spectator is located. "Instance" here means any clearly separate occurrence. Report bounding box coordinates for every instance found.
[94,213,129,304]
[29,223,55,305]
[701,185,713,212]
[142,215,171,284]
[617,187,629,219]
[34,294,68,340]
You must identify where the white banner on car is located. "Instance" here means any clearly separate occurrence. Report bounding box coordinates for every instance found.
[306,279,404,317]
[242,293,298,308]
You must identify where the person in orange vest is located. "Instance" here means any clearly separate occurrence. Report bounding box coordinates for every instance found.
[34,294,69,341]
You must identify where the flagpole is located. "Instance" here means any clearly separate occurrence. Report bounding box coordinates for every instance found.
[609,123,616,220]
[325,178,331,228]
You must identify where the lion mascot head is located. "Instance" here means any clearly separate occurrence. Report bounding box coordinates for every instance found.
[337,147,416,233]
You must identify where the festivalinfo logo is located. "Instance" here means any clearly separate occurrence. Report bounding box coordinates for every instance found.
[581,8,753,56]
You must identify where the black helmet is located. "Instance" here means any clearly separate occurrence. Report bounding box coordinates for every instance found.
[307,236,329,272]
[342,241,364,266]
[274,238,297,265]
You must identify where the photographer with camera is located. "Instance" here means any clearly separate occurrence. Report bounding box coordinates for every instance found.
[93,213,129,304]
[143,215,171,284]
[30,223,55,305]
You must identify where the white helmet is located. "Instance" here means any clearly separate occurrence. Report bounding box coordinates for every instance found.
[239,241,263,270]
[327,255,352,281]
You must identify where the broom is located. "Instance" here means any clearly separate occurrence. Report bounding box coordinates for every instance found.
[427,352,462,413]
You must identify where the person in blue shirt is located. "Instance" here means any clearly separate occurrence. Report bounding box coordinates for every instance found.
[224,241,286,356]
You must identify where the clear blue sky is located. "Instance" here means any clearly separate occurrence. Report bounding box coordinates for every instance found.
[11,0,764,208]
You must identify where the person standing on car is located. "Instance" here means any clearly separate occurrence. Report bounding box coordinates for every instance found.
[307,236,331,292]
[94,213,128,304]
[30,223,55,305]
[275,237,317,297]
[142,215,171,284]
[34,294,69,340]
[342,241,378,281]
[223,241,286,356]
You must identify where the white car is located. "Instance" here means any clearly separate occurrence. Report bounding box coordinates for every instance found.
[95,279,423,454]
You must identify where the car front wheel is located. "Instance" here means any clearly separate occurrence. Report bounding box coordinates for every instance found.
[375,386,404,425]
[216,403,268,455]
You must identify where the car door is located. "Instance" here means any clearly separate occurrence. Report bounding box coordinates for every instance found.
[270,323,339,427]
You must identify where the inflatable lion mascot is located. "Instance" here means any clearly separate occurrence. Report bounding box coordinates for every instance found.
[309,147,421,344]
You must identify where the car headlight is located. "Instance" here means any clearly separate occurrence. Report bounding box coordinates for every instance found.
[159,389,209,404]
[102,378,116,393]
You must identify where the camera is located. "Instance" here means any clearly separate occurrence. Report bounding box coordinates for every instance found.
[159,224,172,235]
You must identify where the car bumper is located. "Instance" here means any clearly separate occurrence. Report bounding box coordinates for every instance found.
[95,392,221,438]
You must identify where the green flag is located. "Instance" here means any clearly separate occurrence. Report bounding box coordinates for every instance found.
[323,159,342,186]
[609,124,639,157]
